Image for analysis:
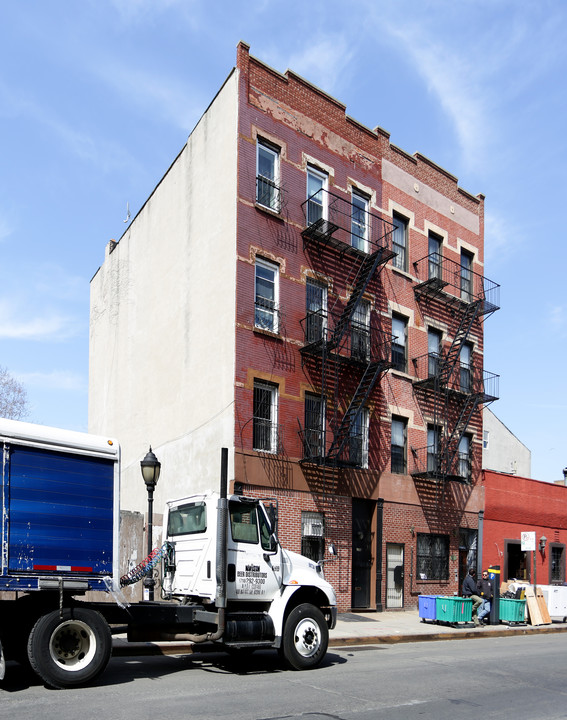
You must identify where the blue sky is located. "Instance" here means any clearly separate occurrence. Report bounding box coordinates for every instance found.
[1,0,566,482]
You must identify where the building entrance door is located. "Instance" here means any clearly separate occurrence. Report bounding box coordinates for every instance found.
[386,543,404,608]
[351,499,374,608]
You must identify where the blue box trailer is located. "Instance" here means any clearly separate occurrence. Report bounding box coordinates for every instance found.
[0,418,120,593]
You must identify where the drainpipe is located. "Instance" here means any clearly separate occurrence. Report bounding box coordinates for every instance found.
[477,509,484,573]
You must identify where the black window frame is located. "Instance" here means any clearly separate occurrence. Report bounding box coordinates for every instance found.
[416,533,449,581]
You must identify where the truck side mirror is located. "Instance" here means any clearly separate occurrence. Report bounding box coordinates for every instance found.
[328,543,337,557]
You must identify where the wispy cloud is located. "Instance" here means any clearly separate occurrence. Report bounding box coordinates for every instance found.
[286,35,356,97]
[90,60,204,132]
[16,370,86,392]
[0,212,13,242]
[547,305,566,335]
[380,21,489,172]
[0,299,80,341]
[0,78,139,173]
[108,0,190,23]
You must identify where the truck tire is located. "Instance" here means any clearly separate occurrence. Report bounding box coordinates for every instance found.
[280,603,328,670]
[27,608,112,689]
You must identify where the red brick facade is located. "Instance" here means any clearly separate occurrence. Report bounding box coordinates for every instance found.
[482,470,567,585]
[233,42,491,612]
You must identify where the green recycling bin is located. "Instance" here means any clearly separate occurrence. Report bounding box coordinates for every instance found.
[499,598,526,623]
[436,596,472,623]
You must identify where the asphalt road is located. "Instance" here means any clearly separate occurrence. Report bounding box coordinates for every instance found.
[1,634,566,719]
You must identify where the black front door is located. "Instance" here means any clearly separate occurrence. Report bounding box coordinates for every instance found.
[352,499,374,608]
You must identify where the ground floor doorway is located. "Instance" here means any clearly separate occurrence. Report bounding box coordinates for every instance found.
[351,499,374,609]
[385,543,404,608]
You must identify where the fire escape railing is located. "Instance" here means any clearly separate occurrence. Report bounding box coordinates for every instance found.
[413,252,500,317]
[411,253,500,484]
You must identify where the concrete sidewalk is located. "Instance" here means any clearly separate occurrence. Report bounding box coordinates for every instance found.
[111,610,567,657]
[329,610,567,646]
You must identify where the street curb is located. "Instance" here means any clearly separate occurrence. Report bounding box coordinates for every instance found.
[111,624,567,657]
[328,624,567,647]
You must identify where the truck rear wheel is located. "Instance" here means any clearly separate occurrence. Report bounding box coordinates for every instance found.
[27,608,111,689]
[281,603,328,670]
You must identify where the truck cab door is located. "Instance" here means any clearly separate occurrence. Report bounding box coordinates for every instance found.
[227,499,283,602]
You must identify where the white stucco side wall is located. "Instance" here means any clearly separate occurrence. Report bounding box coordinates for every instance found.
[89,69,239,514]
[482,407,531,478]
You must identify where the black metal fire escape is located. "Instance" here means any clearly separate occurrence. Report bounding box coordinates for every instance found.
[298,188,395,467]
[411,253,500,483]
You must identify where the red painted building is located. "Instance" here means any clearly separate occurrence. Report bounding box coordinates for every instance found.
[482,470,567,585]
[90,42,500,612]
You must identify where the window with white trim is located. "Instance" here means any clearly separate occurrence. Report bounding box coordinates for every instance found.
[391,416,407,474]
[305,279,327,344]
[256,140,281,212]
[301,511,325,562]
[351,299,370,361]
[351,191,369,252]
[391,314,407,372]
[253,380,278,453]
[254,258,279,333]
[349,407,369,467]
[458,434,472,481]
[392,212,408,271]
[306,166,328,226]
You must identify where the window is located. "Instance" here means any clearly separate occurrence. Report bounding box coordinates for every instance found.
[306,166,328,226]
[304,393,325,458]
[391,417,407,474]
[301,511,325,562]
[351,191,369,251]
[351,300,370,361]
[427,425,441,473]
[460,342,473,392]
[255,258,278,333]
[391,314,407,372]
[349,407,369,467]
[461,249,473,301]
[550,545,565,584]
[428,232,443,280]
[483,430,490,450]
[253,381,278,453]
[305,279,327,344]
[417,533,449,580]
[167,501,206,536]
[428,329,442,378]
[256,140,280,212]
[458,434,472,481]
[392,212,408,271]
[230,501,260,544]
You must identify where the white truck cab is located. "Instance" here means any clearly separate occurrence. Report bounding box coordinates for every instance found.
[162,491,337,668]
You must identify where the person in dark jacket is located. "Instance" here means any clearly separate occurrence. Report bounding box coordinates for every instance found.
[476,570,493,625]
[462,567,483,626]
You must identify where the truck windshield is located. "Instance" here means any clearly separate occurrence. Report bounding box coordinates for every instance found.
[167,502,206,536]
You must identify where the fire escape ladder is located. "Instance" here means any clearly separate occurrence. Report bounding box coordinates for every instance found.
[326,358,388,462]
[442,392,482,477]
[437,299,482,386]
[329,248,389,352]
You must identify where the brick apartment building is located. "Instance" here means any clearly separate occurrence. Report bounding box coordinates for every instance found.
[89,42,500,611]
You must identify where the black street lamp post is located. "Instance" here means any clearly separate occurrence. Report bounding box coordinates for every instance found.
[141,447,161,601]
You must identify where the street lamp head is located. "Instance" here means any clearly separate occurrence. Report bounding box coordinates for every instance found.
[539,535,547,552]
[140,446,161,490]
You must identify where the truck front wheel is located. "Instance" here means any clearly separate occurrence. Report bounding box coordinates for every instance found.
[27,608,111,689]
[280,603,328,670]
